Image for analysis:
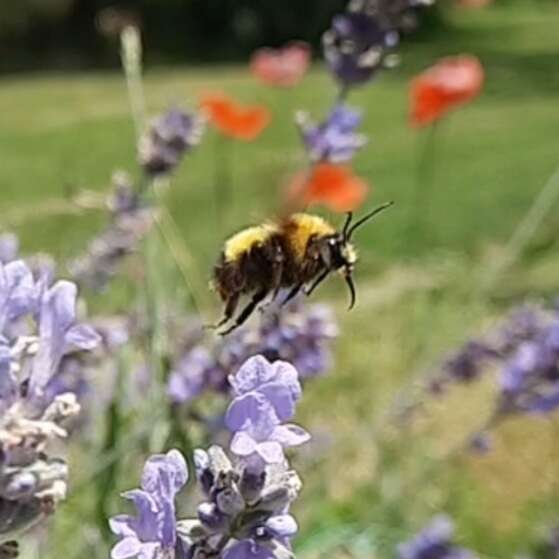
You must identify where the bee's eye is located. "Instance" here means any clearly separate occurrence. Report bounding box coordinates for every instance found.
[329,239,336,246]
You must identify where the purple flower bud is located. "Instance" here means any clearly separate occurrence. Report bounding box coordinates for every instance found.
[322,11,396,86]
[398,516,476,559]
[296,105,367,163]
[139,107,205,177]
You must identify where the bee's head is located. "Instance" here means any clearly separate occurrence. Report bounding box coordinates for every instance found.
[320,235,358,272]
[319,202,394,310]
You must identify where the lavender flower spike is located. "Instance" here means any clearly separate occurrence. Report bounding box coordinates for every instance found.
[109,449,188,559]
[322,11,397,87]
[296,105,367,163]
[1,263,99,546]
[139,107,205,177]
[29,280,100,403]
[226,356,309,464]
[398,516,476,559]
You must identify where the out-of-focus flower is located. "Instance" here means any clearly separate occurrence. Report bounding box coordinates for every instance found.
[410,55,484,127]
[226,356,310,464]
[0,234,18,265]
[398,516,476,559]
[167,298,337,405]
[69,175,154,292]
[323,11,397,87]
[201,94,271,141]
[0,260,99,545]
[349,0,435,34]
[250,42,311,88]
[288,163,369,213]
[428,340,495,394]
[297,105,367,163]
[109,450,188,559]
[430,302,559,447]
[139,107,205,177]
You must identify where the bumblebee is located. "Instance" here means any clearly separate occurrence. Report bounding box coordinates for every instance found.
[211,202,393,335]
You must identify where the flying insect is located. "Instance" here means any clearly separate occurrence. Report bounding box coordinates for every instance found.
[211,202,394,335]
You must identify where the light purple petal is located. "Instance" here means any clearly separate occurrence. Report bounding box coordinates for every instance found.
[109,515,138,538]
[256,441,284,464]
[64,323,101,353]
[258,382,296,422]
[0,234,18,264]
[229,355,275,395]
[29,281,78,393]
[111,537,142,559]
[230,431,257,457]
[142,449,188,500]
[0,345,16,406]
[265,515,298,538]
[225,392,279,433]
[269,424,310,447]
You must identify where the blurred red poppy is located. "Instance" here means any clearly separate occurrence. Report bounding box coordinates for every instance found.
[200,94,271,141]
[410,55,484,127]
[288,163,369,213]
[250,42,311,87]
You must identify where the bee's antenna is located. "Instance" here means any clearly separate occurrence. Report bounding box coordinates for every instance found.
[347,201,395,240]
[342,212,353,240]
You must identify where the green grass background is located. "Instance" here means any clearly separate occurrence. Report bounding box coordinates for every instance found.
[3,2,559,558]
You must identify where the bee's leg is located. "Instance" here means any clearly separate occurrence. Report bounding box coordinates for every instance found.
[206,293,240,330]
[269,257,285,303]
[280,283,303,307]
[219,290,268,336]
[304,269,330,297]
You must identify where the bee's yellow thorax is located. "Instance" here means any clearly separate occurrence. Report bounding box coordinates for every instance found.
[224,224,279,263]
[286,214,336,261]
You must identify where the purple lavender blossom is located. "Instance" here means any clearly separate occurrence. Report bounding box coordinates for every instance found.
[167,347,215,403]
[0,260,38,335]
[398,516,476,559]
[29,281,100,404]
[430,301,559,450]
[226,356,310,464]
[0,260,99,544]
[109,449,188,559]
[322,11,397,86]
[111,363,308,559]
[167,298,337,405]
[296,105,367,163]
[139,107,205,177]
[349,0,434,34]
[69,176,154,292]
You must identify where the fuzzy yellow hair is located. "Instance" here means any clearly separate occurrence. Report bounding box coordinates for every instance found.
[223,224,279,263]
[285,213,336,262]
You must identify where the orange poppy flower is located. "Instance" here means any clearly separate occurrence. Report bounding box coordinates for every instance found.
[200,94,271,141]
[410,55,484,127]
[250,42,311,88]
[288,163,369,213]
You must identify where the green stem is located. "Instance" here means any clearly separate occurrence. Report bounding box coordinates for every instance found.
[213,136,233,232]
[95,357,124,541]
[407,123,439,254]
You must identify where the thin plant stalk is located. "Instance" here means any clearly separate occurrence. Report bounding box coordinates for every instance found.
[407,122,439,254]
[120,25,146,142]
[213,135,233,231]
[482,161,559,292]
[95,354,125,542]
